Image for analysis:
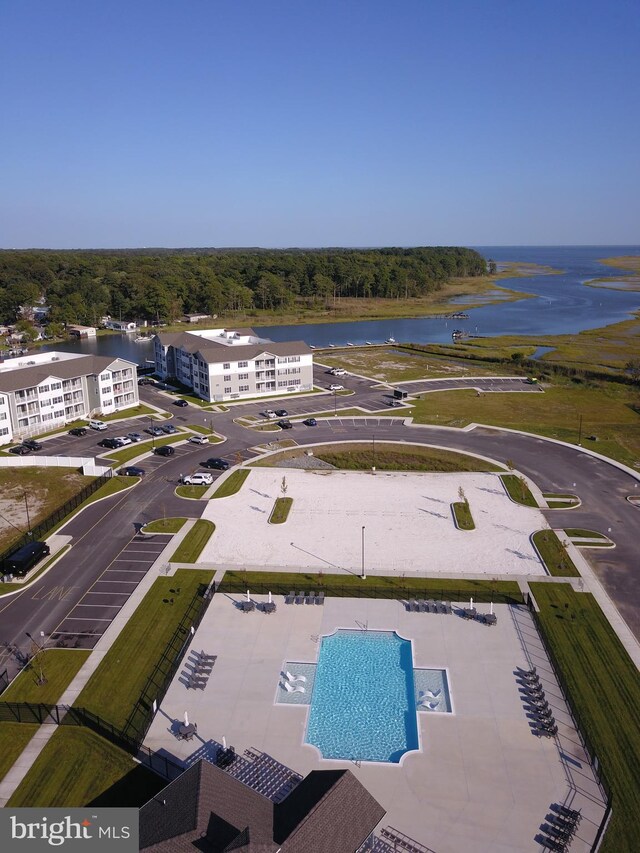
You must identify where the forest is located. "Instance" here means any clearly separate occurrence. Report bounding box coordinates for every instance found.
[0,247,486,327]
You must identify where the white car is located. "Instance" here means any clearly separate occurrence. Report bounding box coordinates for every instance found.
[182,472,214,486]
[264,410,277,419]
[328,384,344,391]
[330,368,347,376]
[188,435,209,445]
[88,419,108,430]
[113,436,132,446]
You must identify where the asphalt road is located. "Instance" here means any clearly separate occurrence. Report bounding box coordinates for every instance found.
[1,374,638,677]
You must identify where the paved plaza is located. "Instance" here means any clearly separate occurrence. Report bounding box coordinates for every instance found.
[200,468,550,575]
[145,594,606,852]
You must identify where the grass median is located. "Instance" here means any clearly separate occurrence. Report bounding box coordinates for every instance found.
[211,468,250,498]
[141,517,187,534]
[170,520,215,563]
[530,583,640,853]
[500,474,538,506]
[452,500,475,530]
[532,530,579,576]
[269,497,292,524]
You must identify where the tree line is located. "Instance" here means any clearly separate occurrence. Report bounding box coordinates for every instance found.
[0,247,486,327]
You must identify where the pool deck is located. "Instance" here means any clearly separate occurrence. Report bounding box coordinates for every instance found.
[144,594,606,852]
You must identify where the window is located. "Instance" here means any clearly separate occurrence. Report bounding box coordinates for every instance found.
[224,386,232,394]
[39,385,50,393]
[239,384,249,392]
[238,361,248,368]
[239,373,248,380]
[223,374,231,381]
[0,412,5,420]
[0,427,8,436]
[52,396,63,405]
[100,372,110,381]
[223,362,230,369]
[101,386,111,395]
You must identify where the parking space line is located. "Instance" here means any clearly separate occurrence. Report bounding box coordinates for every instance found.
[63,616,113,622]
[72,603,122,608]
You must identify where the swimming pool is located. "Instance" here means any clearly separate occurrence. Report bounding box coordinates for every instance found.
[305,629,419,763]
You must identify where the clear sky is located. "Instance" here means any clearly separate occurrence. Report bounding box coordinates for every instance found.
[1,0,638,248]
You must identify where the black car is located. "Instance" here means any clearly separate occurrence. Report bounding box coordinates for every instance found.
[278,420,293,429]
[118,466,146,477]
[22,439,43,451]
[154,445,175,456]
[69,427,88,436]
[275,409,288,417]
[98,438,122,449]
[137,377,153,385]
[204,457,230,470]
[173,399,188,407]
[9,445,31,455]
[303,418,317,426]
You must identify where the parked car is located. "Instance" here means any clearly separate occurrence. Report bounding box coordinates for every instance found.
[388,399,402,407]
[145,426,165,436]
[182,472,214,486]
[118,466,145,477]
[3,541,50,576]
[203,457,230,470]
[278,420,293,429]
[112,436,132,446]
[137,377,153,385]
[161,424,178,434]
[9,445,31,455]
[173,399,188,407]
[22,439,43,451]
[153,445,175,456]
[275,409,288,417]
[328,384,344,391]
[127,432,144,442]
[98,438,122,449]
[69,427,88,437]
[188,435,209,445]
[303,418,317,426]
[264,410,277,419]
[89,419,108,430]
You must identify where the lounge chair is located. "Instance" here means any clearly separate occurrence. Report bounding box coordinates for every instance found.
[416,599,427,612]
[283,681,306,694]
[418,699,440,711]
[435,600,445,614]
[306,591,316,605]
[285,671,306,684]
[484,613,497,626]
[443,601,452,614]
[407,599,418,612]
[424,688,441,699]
[295,591,305,604]
[198,651,217,662]
[315,591,325,605]
[285,590,295,604]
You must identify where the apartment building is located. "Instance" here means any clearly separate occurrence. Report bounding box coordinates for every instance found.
[0,351,139,444]
[153,328,314,402]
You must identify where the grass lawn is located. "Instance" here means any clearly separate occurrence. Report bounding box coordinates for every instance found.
[75,570,213,730]
[142,517,187,534]
[7,728,165,807]
[187,424,222,441]
[530,583,640,853]
[500,474,538,506]
[170,520,215,563]
[211,469,250,498]
[452,500,475,530]
[98,404,159,421]
[564,528,607,539]
[256,442,500,472]
[269,497,292,524]
[176,485,209,499]
[105,434,184,464]
[218,571,522,603]
[0,724,39,783]
[2,649,90,704]
[532,530,579,577]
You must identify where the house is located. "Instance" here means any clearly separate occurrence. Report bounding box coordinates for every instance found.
[139,760,385,852]
[68,325,97,338]
[153,328,314,403]
[182,313,212,324]
[104,319,138,333]
[0,351,139,444]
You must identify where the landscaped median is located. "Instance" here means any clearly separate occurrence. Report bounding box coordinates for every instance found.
[141,517,187,534]
[530,583,640,853]
[532,529,580,576]
[500,473,538,506]
[269,497,292,524]
[105,434,185,465]
[170,520,215,563]
[452,500,475,530]
[211,468,250,498]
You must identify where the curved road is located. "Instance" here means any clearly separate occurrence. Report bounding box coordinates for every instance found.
[1,372,638,677]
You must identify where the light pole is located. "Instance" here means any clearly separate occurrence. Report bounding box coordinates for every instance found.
[334,390,337,416]
[149,416,155,448]
[372,434,376,469]
[578,414,583,446]
[361,526,366,580]
[23,491,32,537]
[25,631,47,685]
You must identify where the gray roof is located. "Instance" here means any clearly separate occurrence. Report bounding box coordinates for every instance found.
[140,761,384,853]
[0,355,131,394]
[154,330,311,365]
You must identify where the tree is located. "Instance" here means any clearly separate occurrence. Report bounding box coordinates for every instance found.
[488,260,497,275]
[281,476,288,497]
[14,319,38,342]
[458,485,468,505]
[626,358,640,383]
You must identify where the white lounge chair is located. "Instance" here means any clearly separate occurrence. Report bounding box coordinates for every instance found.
[283,682,306,694]
[285,671,306,684]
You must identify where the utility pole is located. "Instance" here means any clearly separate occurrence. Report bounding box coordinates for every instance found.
[361,526,366,580]
[23,492,32,536]
[578,414,583,446]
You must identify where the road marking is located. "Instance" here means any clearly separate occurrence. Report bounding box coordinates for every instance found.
[61,616,113,622]
[71,603,122,608]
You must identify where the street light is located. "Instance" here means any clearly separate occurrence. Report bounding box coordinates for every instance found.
[372,434,376,470]
[23,491,32,537]
[149,416,155,448]
[361,526,366,580]
[334,390,337,416]
[25,631,47,685]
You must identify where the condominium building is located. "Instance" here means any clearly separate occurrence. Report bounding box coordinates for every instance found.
[0,351,139,444]
[153,328,314,402]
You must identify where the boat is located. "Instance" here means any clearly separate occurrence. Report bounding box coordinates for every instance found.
[347,342,354,347]
[329,344,335,348]
[309,345,316,349]
[451,329,468,340]
[134,335,151,342]
[385,336,396,344]
[365,341,372,345]
[451,312,469,319]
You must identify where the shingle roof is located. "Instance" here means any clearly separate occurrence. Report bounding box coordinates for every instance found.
[154,329,311,364]
[140,761,385,853]
[0,355,127,393]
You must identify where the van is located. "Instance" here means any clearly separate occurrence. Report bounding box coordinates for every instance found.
[89,419,108,430]
[3,541,51,577]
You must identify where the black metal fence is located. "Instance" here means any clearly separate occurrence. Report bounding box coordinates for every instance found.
[0,669,8,694]
[526,594,613,851]
[218,579,524,605]
[1,471,113,571]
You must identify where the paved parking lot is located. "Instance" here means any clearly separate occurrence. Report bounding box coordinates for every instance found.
[49,533,169,648]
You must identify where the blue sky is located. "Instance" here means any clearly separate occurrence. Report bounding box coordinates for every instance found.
[1,0,638,248]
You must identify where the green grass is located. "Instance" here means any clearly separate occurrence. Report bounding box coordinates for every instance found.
[218,571,522,602]
[105,434,184,464]
[564,528,607,539]
[176,485,209,499]
[500,474,538,506]
[75,570,213,729]
[312,443,499,472]
[269,497,292,524]
[187,424,221,438]
[1,649,90,704]
[0,724,39,783]
[530,583,640,853]
[532,530,580,576]
[141,517,187,533]
[543,492,579,500]
[452,500,475,530]
[97,404,158,421]
[7,727,165,807]
[0,544,71,595]
[169,520,215,563]
[211,468,250,498]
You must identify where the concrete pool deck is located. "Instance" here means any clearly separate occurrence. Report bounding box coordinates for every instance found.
[144,594,606,852]
[199,468,550,575]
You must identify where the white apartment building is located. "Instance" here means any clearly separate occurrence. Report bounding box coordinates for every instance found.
[0,351,139,444]
[153,328,314,402]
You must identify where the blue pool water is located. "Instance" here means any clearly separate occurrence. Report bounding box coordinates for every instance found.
[305,630,419,763]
